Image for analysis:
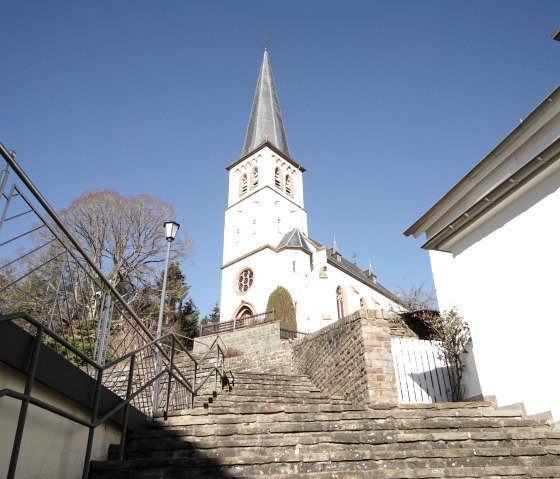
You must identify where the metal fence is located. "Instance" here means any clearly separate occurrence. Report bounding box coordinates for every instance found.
[0,143,195,415]
[200,310,275,336]
[0,142,236,477]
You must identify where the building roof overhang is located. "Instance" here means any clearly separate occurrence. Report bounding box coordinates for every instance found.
[421,137,560,251]
[404,85,560,244]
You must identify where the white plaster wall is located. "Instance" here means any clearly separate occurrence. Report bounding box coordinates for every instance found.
[0,362,121,479]
[220,247,311,325]
[429,163,560,420]
[221,242,403,334]
[222,188,308,264]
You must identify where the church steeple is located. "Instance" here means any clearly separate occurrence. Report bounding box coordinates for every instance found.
[242,49,291,158]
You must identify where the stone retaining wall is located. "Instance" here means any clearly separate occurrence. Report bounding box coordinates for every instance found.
[290,309,397,405]
[193,321,282,355]
[225,344,294,374]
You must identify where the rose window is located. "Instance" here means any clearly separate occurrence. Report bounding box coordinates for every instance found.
[237,269,254,293]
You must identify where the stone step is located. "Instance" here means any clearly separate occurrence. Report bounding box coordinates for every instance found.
[150,406,527,428]
[92,451,560,478]
[231,371,315,382]
[147,416,552,436]
[116,429,560,457]
[111,441,560,463]
[155,403,512,420]
[132,425,560,448]
[204,395,352,407]
[212,387,336,398]
[228,381,322,392]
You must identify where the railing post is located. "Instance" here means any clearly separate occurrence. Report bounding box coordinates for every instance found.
[165,336,176,420]
[8,325,43,479]
[82,368,103,479]
[0,183,15,236]
[118,354,135,460]
[191,363,197,409]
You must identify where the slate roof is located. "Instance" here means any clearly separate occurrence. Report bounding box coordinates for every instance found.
[277,229,312,254]
[242,50,291,158]
[325,247,405,306]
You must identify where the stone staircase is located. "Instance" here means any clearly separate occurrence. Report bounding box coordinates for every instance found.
[90,348,560,478]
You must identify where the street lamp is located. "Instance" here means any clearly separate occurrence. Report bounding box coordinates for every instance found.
[152,220,180,415]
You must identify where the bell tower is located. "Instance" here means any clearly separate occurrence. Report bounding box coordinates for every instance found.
[222,50,307,265]
[220,49,308,321]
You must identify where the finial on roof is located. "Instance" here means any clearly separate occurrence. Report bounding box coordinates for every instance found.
[263,35,269,51]
[242,49,291,158]
[332,236,339,255]
[368,258,374,276]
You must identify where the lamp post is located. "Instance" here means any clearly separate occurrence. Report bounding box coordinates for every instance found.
[152,220,180,415]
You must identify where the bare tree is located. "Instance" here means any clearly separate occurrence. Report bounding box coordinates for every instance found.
[58,190,192,294]
[397,280,437,311]
[423,308,471,401]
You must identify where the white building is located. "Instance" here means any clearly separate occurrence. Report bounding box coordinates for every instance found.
[405,85,560,420]
[220,50,404,333]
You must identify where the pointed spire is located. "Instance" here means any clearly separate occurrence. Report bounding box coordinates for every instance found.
[242,50,291,158]
[332,236,339,255]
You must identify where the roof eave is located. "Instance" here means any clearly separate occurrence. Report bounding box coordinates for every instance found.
[421,137,560,251]
[404,85,560,239]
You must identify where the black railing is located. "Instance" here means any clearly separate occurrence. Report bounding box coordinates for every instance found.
[0,311,233,479]
[0,144,236,478]
[200,310,275,336]
[280,328,309,340]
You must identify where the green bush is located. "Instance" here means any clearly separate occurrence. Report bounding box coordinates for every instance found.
[266,286,297,332]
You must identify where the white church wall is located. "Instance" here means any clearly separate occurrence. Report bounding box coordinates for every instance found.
[429,162,560,420]
[220,248,312,324]
[222,194,307,264]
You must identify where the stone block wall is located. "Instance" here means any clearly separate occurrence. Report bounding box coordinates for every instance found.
[290,309,397,405]
[225,344,294,374]
[193,321,282,356]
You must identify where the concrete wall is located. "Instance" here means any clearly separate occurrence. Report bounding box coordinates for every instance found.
[291,309,397,405]
[1,362,121,479]
[430,160,560,420]
[194,320,282,355]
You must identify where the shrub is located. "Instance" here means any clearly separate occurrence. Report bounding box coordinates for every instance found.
[423,308,471,402]
[266,286,297,332]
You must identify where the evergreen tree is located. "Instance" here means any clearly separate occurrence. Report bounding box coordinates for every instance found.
[200,302,220,327]
[179,297,200,341]
[266,286,297,331]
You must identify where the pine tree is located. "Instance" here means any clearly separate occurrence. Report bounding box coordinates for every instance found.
[201,302,220,326]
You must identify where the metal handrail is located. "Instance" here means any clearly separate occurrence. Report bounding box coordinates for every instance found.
[0,311,232,479]
[199,310,275,336]
[0,142,158,348]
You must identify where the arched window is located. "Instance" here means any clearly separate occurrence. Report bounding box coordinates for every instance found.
[274,168,283,190]
[234,303,255,319]
[336,286,347,320]
[250,167,259,189]
[239,174,248,196]
[285,174,293,197]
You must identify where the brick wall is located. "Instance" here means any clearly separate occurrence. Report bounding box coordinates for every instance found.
[290,309,397,405]
[193,321,282,356]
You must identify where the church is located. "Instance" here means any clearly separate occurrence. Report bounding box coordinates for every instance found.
[219,50,404,333]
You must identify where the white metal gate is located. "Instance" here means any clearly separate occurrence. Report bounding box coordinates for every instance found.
[391,338,452,403]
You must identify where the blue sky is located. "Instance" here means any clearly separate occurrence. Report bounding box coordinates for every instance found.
[1,1,559,317]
